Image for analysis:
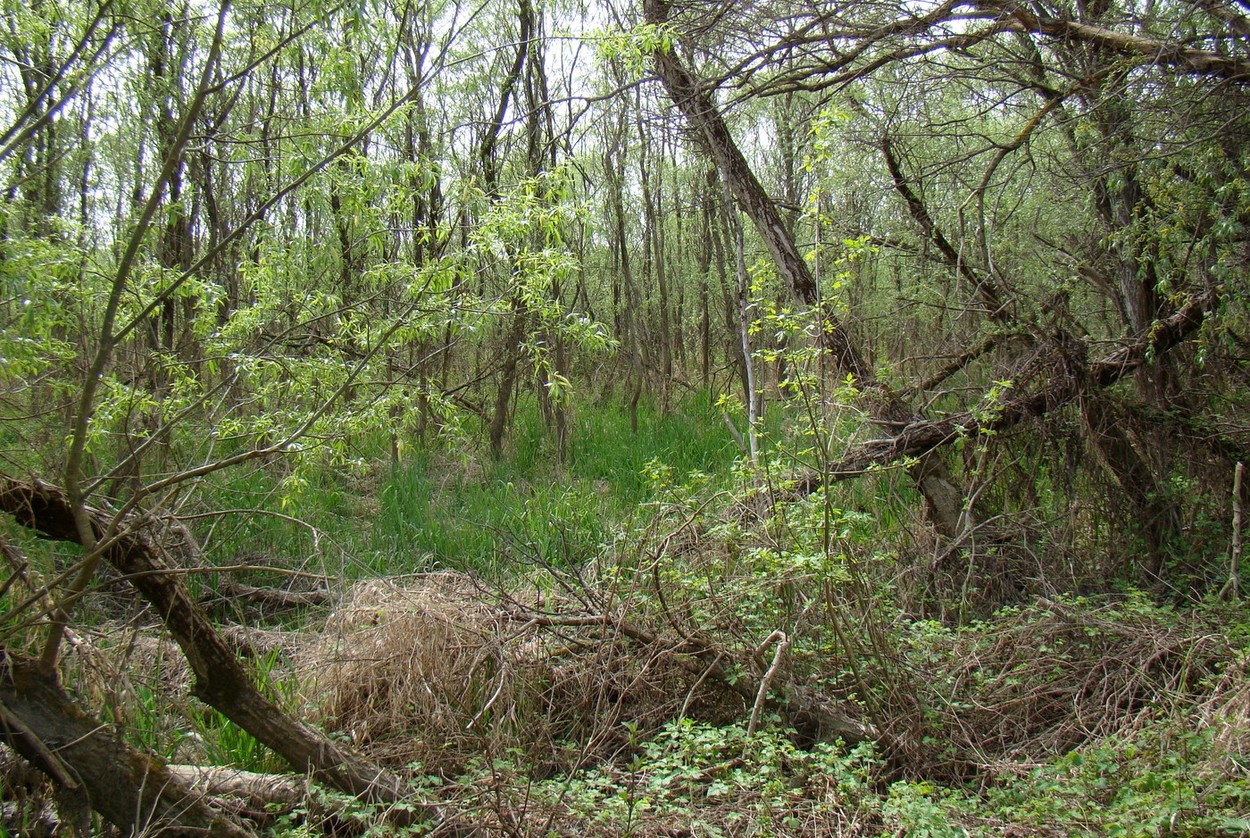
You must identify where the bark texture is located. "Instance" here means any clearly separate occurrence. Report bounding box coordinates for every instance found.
[0,652,252,837]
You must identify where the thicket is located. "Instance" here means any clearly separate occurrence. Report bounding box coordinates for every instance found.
[1,0,1249,834]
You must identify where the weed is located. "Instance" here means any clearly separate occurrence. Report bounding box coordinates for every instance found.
[368,395,737,576]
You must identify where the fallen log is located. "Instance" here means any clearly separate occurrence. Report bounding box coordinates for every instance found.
[0,651,253,837]
[165,765,304,824]
[164,765,381,832]
[166,764,302,808]
[796,288,1214,493]
[208,580,332,613]
[0,477,476,836]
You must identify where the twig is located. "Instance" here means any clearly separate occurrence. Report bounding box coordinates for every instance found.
[747,631,790,737]
[678,651,724,720]
[467,644,508,730]
[1220,462,1243,601]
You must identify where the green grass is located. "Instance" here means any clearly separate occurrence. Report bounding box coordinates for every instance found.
[567,393,738,502]
[184,389,898,580]
[181,389,902,580]
[369,393,739,575]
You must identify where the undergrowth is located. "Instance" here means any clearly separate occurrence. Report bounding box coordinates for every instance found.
[368,394,737,575]
[6,393,1249,837]
[142,393,738,587]
[276,470,1250,836]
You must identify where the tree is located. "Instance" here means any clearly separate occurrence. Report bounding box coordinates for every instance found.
[0,0,504,829]
[641,0,973,537]
[631,0,1247,584]
[1,0,1247,827]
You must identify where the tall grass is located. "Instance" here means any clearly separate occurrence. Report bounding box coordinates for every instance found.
[370,393,738,576]
[179,389,902,580]
[177,392,741,580]
[569,392,737,502]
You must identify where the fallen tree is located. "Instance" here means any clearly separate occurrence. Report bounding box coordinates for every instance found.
[165,764,304,825]
[794,287,1215,492]
[0,649,253,837]
[0,478,475,836]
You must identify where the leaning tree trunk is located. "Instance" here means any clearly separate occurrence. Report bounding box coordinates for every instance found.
[641,0,969,537]
[0,648,254,838]
[788,289,1212,492]
[0,475,472,836]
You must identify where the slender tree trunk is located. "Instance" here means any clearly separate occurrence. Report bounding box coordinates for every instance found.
[642,2,968,536]
[482,0,547,458]
[698,170,715,386]
[637,113,672,406]
[727,198,759,464]
[605,115,646,431]
[489,303,529,458]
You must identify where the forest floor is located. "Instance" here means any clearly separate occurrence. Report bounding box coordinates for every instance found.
[4,400,1249,837]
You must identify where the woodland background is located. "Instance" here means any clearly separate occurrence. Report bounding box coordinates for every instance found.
[1,0,1249,834]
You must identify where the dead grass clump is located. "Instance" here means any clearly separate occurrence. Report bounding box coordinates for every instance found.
[902,595,1239,775]
[54,626,192,741]
[302,574,528,773]
[302,573,747,777]
[57,620,305,771]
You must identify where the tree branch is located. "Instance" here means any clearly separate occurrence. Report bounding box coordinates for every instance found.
[0,478,473,834]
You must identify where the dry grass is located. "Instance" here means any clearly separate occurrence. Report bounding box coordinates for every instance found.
[300,572,738,777]
[33,532,1247,837]
[893,596,1242,777]
[1195,655,1250,792]
[300,574,521,771]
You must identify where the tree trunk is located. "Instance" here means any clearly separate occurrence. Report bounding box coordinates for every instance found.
[0,476,468,834]
[697,170,714,386]
[637,113,673,403]
[787,289,1212,493]
[725,193,759,464]
[0,650,253,837]
[1081,395,1179,578]
[642,2,968,537]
